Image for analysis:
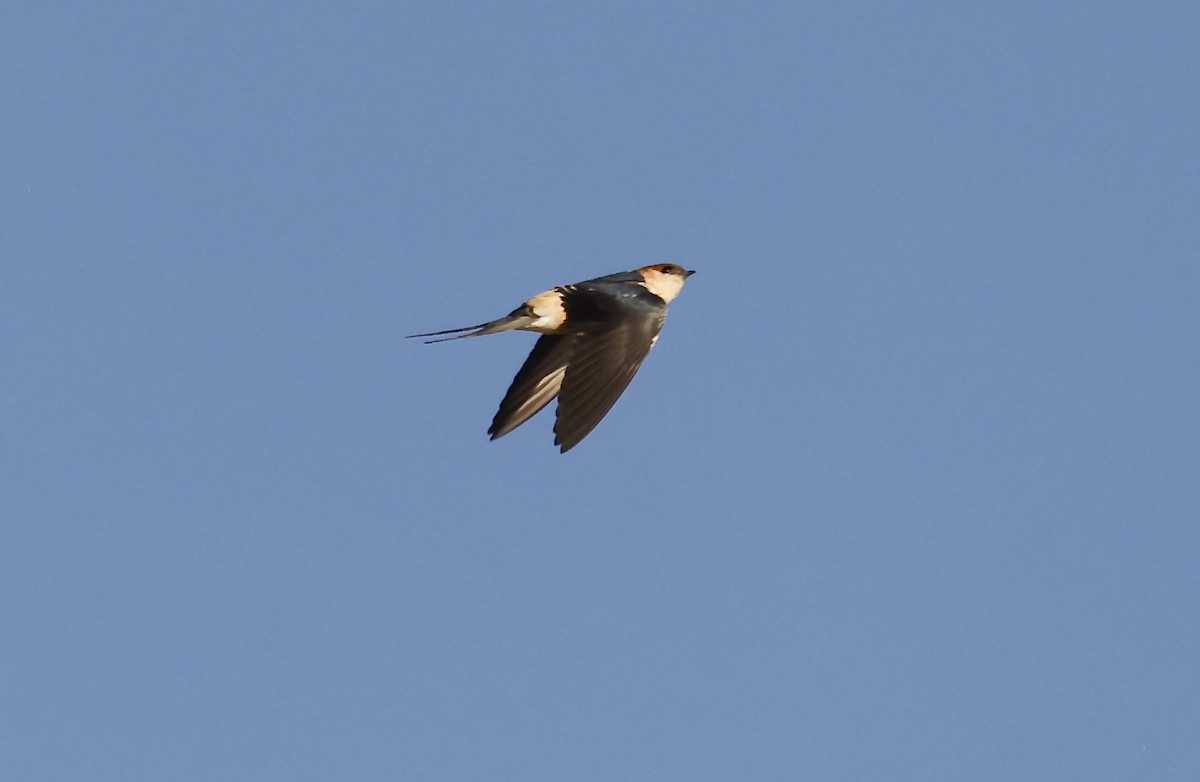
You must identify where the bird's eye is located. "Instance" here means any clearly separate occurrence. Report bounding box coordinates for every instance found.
[661,264,675,273]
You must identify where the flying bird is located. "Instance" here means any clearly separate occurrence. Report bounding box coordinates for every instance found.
[409,263,694,452]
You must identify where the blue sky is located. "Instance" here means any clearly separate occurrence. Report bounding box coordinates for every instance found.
[3,2,1198,779]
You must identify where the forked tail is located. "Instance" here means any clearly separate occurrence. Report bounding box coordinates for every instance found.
[406,310,537,344]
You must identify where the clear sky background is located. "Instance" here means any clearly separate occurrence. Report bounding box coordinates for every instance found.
[3,2,1198,780]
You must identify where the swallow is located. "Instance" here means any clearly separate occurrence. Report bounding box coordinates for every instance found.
[409,263,694,452]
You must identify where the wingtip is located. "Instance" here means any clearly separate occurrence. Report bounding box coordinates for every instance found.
[553,430,582,453]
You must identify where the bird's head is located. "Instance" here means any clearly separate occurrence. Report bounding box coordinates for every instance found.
[638,263,695,303]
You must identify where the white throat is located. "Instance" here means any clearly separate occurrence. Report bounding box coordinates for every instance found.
[641,270,686,303]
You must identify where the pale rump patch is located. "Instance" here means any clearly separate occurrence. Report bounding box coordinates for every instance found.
[639,267,688,303]
[524,290,567,332]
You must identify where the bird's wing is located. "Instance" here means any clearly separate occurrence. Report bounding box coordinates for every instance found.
[489,335,575,440]
[553,313,664,453]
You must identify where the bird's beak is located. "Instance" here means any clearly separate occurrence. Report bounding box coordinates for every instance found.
[685,269,696,277]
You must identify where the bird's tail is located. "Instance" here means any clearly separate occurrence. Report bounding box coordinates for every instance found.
[406,310,537,344]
